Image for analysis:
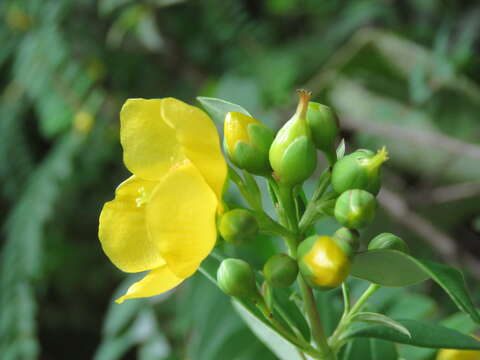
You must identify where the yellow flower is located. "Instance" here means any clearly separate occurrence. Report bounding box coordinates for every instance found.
[436,348,480,360]
[98,98,227,303]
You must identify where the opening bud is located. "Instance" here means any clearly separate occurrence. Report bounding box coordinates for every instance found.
[217,258,260,300]
[224,112,275,175]
[436,348,480,360]
[306,102,339,165]
[269,90,317,185]
[334,189,376,229]
[297,235,350,290]
[263,254,298,288]
[331,147,389,195]
[368,233,409,253]
[219,209,259,245]
[332,227,359,259]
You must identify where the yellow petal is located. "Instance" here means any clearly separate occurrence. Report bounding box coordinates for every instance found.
[99,176,165,273]
[161,98,227,201]
[146,160,218,278]
[116,265,184,303]
[120,99,185,181]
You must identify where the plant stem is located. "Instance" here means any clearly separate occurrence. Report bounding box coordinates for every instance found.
[341,283,351,314]
[299,170,331,232]
[349,284,379,315]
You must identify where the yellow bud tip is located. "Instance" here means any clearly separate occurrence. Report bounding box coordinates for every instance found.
[295,89,312,119]
[367,146,389,171]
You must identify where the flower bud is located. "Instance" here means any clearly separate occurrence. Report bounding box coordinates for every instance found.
[332,227,359,259]
[297,235,350,289]
[334,189,376,229]
[219,209,259,245]
[436,348,480,360]
[224,112,275,175]
[269,90,317,186]
[306,102,339,165]
[368,233,409,253]
[263,254,298,288]
[217,258,260,299]
[331,147,389,195]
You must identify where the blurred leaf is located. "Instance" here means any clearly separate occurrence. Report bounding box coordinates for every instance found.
[346,319,480,350]
[351,312,411,337]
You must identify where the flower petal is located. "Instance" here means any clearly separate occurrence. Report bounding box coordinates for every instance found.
[161,98,227,201]
[99,176,165,273]
[116,265,184,303]
[146,160,218,278]
[120,99,185,181]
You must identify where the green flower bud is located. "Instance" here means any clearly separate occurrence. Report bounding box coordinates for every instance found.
[331,147,389,195]
[306,102,339,165]
[368,233,409,253]
[219,209,259,245]
[263,254,298,288]
[269,90,317,185]
[217,258,260,299]
[334,189,376,229]
[297,235,350,290]
[332,227,359,259]
[224,112,275,175]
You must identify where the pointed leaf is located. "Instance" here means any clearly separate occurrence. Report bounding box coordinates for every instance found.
[197,97,251,127]
[336,139,346,159]
[351,250,480,323]
[346,319,480,350]
[352,312,411,338]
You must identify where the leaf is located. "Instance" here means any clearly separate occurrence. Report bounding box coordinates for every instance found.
[197,96,251,127]
[351,312,411,338]
[341,338,397,360]
[351,249,480,323]
[346,319,480,350]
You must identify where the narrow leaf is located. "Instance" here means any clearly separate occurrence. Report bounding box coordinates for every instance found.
[346,319,480,350]
[352,312,411,338]
[197,96,251,127]
[336,138,346,159]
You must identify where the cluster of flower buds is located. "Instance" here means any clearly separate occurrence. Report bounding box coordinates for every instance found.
[215,89,405,301]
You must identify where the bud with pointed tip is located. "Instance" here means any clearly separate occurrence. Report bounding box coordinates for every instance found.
[297,235,350,290]
[263,254,298,288]
[224,112,275,175]
[306,102,339,165]
[332,227,359,259]
[219,209,259,245]
[269,90,317,186]
[217,258,261,300]
[334,189,376,229]
[331,147,389,195]
[368,233,409,253]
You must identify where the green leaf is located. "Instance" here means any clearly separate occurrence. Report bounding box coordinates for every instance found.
[341,338,397,360]
[352,312,411,338]
[351,250,480,323]
[346,319,480,350]
[336,138,346,159]
[197,96,251,127]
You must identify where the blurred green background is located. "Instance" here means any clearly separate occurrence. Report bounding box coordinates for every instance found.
[1,0,480,359]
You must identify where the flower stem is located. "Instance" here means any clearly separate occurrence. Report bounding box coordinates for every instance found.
[299,169,331,233]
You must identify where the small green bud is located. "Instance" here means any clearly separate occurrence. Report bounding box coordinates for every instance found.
[332,227,359,259]
[334,189,376,229]
[368,233,409,253]
[219,209,259,245]
[217,258,260,299]
[306,102,339,165]
[263,254,298,288]
[297,235,351,290]
[224,112,275,175]
[331,147,389,195]
[269,90,317,185]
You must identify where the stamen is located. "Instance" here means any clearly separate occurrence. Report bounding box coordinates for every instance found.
[135,187,148,207]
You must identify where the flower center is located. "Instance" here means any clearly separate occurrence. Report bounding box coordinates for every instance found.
[135,187,148,207]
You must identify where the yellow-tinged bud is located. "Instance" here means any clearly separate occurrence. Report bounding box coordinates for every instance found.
[224,112,274,175]
[368,233,409,253]
[306,102,339,165]
[219,209,259,245]
[269,90,317,185]
[297,235,350,290]
[263,254,298,288]
[334,189,377,229]
[436,348,480,360]
[331,147,389,195]
[217,258,261,300]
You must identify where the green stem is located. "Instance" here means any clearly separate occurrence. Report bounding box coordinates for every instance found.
[299,170,331,232]
[349,284,379,315]
[341,283,351,314]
